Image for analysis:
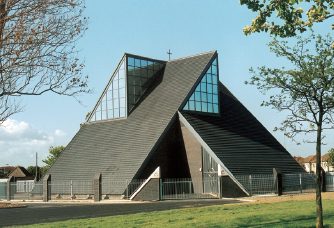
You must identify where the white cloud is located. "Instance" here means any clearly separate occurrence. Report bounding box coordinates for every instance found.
[55,129,67,137]
[0,119,69,167]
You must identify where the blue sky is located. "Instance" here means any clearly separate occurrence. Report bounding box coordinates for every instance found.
[1,0,333,168]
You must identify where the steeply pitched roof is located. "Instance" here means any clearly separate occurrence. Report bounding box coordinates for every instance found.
[180,83,305,175]
[293,156,305,163]
[8,166,34,179]
[46,51,216,185]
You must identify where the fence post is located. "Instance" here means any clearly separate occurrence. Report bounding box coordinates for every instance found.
[6,176,14,201]
[70,180,73,200]
[273,168,282,196]
[321,169,326,192]
[299,174,302,193]
[126,180,128,199]
[249,175,252,196]
[159,179,163,201]
[43,174,51,202]
[26,182,29,200]
[94,173,101,202]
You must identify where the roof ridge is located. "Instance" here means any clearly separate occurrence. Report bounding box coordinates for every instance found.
[168,50,216,62]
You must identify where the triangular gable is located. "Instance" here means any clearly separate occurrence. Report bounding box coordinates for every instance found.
[88,54,166,122]
[182,56,219,114]
[89,55,127,121]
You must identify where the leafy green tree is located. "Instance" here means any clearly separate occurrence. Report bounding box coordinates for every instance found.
[246,33,334,228]
[27,166,41,177]
[42,146,65,168]
[240,0,334,38]
[328,148,334,167]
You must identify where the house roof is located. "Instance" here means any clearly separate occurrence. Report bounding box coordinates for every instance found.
[8,166,34,179]
[46,51,216,185]
[321,153,329,161]
[293,156,305,163]
[180,83,305,175]
[303,155,316,163]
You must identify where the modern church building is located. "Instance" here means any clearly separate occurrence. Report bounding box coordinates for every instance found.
[45,51,305,198]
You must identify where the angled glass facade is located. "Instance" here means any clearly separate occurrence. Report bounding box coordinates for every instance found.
[91,58,126,121]
[127,56,165,112]
[183,57,219,114]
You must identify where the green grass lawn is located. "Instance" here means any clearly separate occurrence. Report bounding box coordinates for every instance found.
[21,199,334,228]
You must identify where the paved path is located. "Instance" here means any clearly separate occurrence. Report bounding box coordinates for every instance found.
[0,199,243,227]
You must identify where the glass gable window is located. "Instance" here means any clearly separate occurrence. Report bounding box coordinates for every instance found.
[127,56,165,112]
[183,57,219,114]
[91,58,126,121]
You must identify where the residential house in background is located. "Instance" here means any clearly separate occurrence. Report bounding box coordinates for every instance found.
[294,154,334,173]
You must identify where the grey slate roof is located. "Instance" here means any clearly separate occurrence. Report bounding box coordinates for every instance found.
[46,51,216,187]
[180,83,305,175]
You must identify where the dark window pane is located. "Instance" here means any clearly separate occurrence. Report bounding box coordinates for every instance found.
[113,89,119,99]
[195,102,201,111]
[128,85,135,95]
[134,68,141,76]
[120,98,125,108]
[212,75,218,84]
[213,104,219,113]
[148,69,154,78]
[119,88,125,98]
[114,109,120,118]
[141,68,148,77]
[102,110,107,120]
[141,77,148,86]
[201,92,207,102]
[208,103,213,112]
[119,78,125,88]
[208,93,213,103]
[213,94,218,103]
[120,108,126,117]
[114,99,119,109]
[207,83,213,93]
[147,61,153,70]
[128,76,135,85]
[154,62,160,71]
[184,102,189,110]
[213,84,218,94]
[189,101,195,110]
[128,57,135,66]
[207,73,212,83]
[134,76,141,86]
[202,102,208,112]
[113,80,118,90]
[107,100,113,109]
[128,94,135,104]
[135,58,141,67]
[141,60,148,67]
[212,65,217,75]
[195,91,201,101]
[213,58,217,66]
[201,82,207,92]
[108,110,113,119]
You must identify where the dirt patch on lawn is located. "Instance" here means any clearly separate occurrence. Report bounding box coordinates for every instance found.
[242,192,334,204]
[0,200,25,209]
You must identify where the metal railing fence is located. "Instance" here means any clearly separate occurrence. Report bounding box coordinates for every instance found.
[8,182,43,200]
[161,178,219,200]
[48,181,94,200]
[282,173,316,194]
[235,174,276,196]
[101,179,146,200]
[326,173,334,192]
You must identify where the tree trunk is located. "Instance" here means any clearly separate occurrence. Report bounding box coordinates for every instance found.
[316,119,323,228]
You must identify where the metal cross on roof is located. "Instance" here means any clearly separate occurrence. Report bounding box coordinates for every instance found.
[167,49,172,60]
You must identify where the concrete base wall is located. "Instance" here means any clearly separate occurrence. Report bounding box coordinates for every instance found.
[132,179,160,201]
[220,176,248,198]
[180,121,203,193]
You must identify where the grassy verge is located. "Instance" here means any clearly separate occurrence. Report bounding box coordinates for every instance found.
[21,199,334,228]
